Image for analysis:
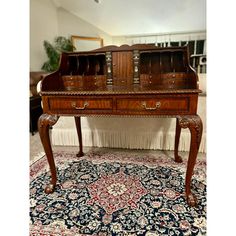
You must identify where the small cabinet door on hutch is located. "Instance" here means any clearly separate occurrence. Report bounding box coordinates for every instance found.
[112,51,133,86]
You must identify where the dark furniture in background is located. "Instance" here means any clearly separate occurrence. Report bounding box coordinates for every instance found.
[30,96,43,135]
[38,44,203,207]
[29,71,48,135]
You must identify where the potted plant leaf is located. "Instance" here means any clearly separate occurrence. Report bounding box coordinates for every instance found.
[41,36,74,72]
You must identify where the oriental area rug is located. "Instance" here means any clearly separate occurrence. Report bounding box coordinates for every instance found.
[30,149,206,236]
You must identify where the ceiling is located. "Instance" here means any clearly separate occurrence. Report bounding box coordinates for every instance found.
[53,0,206,36]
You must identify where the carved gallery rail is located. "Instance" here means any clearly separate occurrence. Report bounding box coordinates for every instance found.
[38,44,203,207]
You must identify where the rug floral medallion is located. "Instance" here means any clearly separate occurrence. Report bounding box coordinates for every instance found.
[30,150,206,236]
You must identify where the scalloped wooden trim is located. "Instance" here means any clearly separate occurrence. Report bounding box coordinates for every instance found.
[40,89,201,96]
[46,114,190,118]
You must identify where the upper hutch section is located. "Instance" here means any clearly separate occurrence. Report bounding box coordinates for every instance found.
[41,44,199,92]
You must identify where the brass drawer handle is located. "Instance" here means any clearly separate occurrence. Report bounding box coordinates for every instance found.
[71,101,89,110]
[142,101,161,110]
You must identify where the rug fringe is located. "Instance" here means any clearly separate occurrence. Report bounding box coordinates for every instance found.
[52,128,206,153]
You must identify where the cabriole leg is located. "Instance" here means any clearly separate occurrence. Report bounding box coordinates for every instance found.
[38,114,59,194]
[174,117,183,163]
[74,116,84,157]
[178,115,203,207]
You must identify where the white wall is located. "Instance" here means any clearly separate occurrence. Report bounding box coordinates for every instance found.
[57,8,112,46]
[30,1,112,71]
[112,31,206,46]
[58,0,206,36]
[30,0,58,71]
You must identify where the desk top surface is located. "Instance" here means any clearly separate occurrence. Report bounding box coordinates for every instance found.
[41,84,201,96]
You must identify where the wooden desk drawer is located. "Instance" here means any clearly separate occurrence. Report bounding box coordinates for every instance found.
[62,75,106,90]
[116,97,189,113]
[49,98,113,111]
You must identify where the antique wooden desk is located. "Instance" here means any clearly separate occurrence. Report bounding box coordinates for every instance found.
[38,44,202,207]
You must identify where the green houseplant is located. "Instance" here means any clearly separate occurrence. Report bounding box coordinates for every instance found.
[41,36,74,72]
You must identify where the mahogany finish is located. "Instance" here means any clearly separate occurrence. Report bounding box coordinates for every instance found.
[38,44,203,207]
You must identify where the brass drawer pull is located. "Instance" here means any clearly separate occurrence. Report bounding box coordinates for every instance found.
[71,101,89,110]
[142,101,161,110]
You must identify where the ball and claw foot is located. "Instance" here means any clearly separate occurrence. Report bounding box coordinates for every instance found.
[44,184,55,194]
[76,151,84,157]
[186,193,197,207]
[175,155,183,163]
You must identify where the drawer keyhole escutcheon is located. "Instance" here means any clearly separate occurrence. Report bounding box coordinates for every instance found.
[71,101,89,110]
[142,101,161,110]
